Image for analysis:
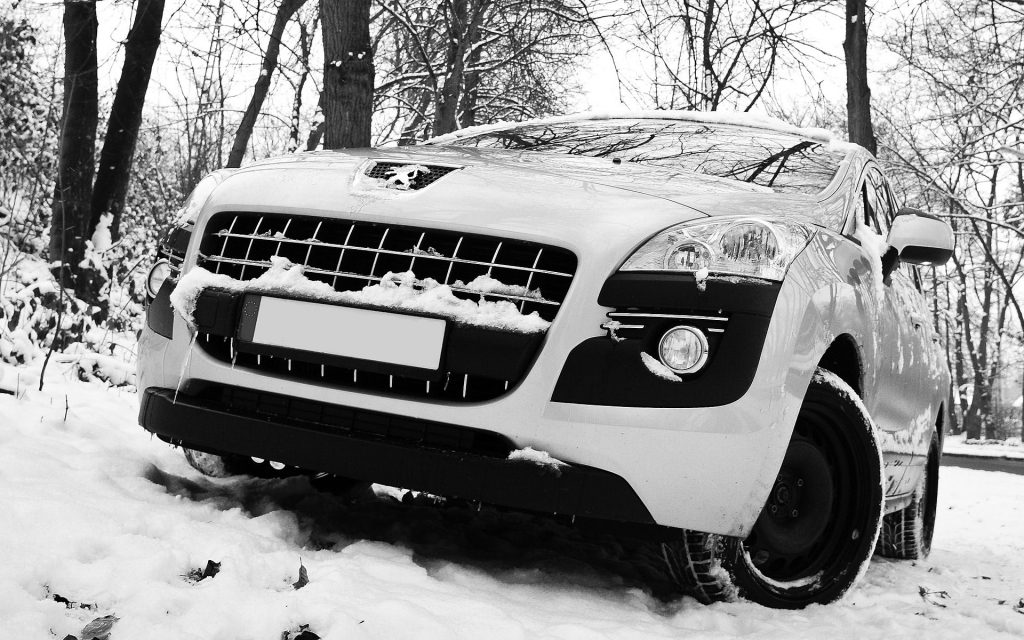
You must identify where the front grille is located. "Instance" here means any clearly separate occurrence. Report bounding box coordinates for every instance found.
[198,384,515,458]
[364,161,457,189]
[197,212,576,322]
[194,212,577,402]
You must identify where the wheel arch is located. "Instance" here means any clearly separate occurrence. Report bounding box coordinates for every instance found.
[934,402,946,451]
[815,333,864,399]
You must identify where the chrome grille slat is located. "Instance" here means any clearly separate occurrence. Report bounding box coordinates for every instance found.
[214,216,238,274]
[520,247,544,312]
[238,216,264,280]
[208,231,574,278]
[331,223,356,289]
[368,228,391,285]
[444,236,463,285]
[302,220,322,266]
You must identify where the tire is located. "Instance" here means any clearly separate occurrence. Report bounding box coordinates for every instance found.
[659,530,737,604]
[878,436,938,560]
[660,368,885,608]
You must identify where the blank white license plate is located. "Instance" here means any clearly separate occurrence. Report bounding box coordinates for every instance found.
[250,297,446,370]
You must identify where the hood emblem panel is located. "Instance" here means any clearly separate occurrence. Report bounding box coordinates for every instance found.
[364,161,459,191]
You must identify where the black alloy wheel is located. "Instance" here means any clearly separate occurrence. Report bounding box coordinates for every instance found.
[658,369,885,608]
[727,370,885,608]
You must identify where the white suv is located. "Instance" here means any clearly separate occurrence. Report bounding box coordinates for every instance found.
[138,113,954,608]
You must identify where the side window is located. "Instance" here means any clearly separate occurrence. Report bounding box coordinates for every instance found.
[861,184,877,231]
[863,169,892,236]
[911,266,924,292]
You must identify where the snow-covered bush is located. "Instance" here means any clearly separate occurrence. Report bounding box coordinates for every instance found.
[0,237,143,386]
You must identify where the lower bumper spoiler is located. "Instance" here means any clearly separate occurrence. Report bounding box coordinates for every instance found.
[139,387,655,525]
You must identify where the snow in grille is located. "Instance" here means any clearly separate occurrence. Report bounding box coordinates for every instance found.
[197,212,576,323]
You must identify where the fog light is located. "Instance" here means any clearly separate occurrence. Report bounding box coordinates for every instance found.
[146,259,172,297]
[658,326,708,374]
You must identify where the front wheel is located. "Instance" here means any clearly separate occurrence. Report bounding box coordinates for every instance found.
[661,368,885,608]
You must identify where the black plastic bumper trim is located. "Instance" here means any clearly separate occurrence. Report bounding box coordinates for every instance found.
[552,274,781,407]
[146,278,177,339]
[599,272,781,316]
[139,388,656,524]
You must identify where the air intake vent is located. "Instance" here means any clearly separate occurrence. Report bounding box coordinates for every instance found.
[364,161,458,190]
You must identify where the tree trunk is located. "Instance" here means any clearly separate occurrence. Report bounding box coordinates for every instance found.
[459,37,482,128]
[288,13,317,153]
[843,0,876,156]
[321,0,373,148]
[50,0,99,298]
[89,0,165,241]
[433,0,470,136]
[227,0,307,167]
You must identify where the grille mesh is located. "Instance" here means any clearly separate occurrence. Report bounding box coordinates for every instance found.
[194,212,577,402]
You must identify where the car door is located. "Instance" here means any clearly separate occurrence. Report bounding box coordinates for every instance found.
[872,173,938,491]
[852,167,922,496]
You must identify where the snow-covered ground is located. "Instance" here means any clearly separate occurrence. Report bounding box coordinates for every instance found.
[2,363,1023,639]
[944,432,1024,460]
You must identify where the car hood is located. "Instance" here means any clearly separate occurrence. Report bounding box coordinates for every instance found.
[202,147,819,268]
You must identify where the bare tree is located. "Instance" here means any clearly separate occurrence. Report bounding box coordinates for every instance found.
[90,0,166,240]
[227,0,308,167]
[617,0,822,112]
[50,0,98,298]
[881,0,1024,438]
[375,0,594,143]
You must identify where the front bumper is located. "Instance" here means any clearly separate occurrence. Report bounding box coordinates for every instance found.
[140,386,655,524]
[139,247,824,536]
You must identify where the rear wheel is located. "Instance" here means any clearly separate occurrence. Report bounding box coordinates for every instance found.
[660,369,885,608]
[878,436,938,560]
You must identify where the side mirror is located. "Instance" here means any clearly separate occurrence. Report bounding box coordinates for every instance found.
[886,208,954,267]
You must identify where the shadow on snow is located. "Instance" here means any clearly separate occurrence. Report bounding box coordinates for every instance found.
[142,463,686,611]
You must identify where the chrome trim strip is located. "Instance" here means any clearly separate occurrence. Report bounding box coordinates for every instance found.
[607,312,727,323]
[602,323,645,330]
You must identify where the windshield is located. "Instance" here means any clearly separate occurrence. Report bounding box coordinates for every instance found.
[437,119,846,196]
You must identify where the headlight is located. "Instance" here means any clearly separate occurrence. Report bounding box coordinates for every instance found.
[146,260,172,297]
[173,171,230,227]
[620,217,812,281]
